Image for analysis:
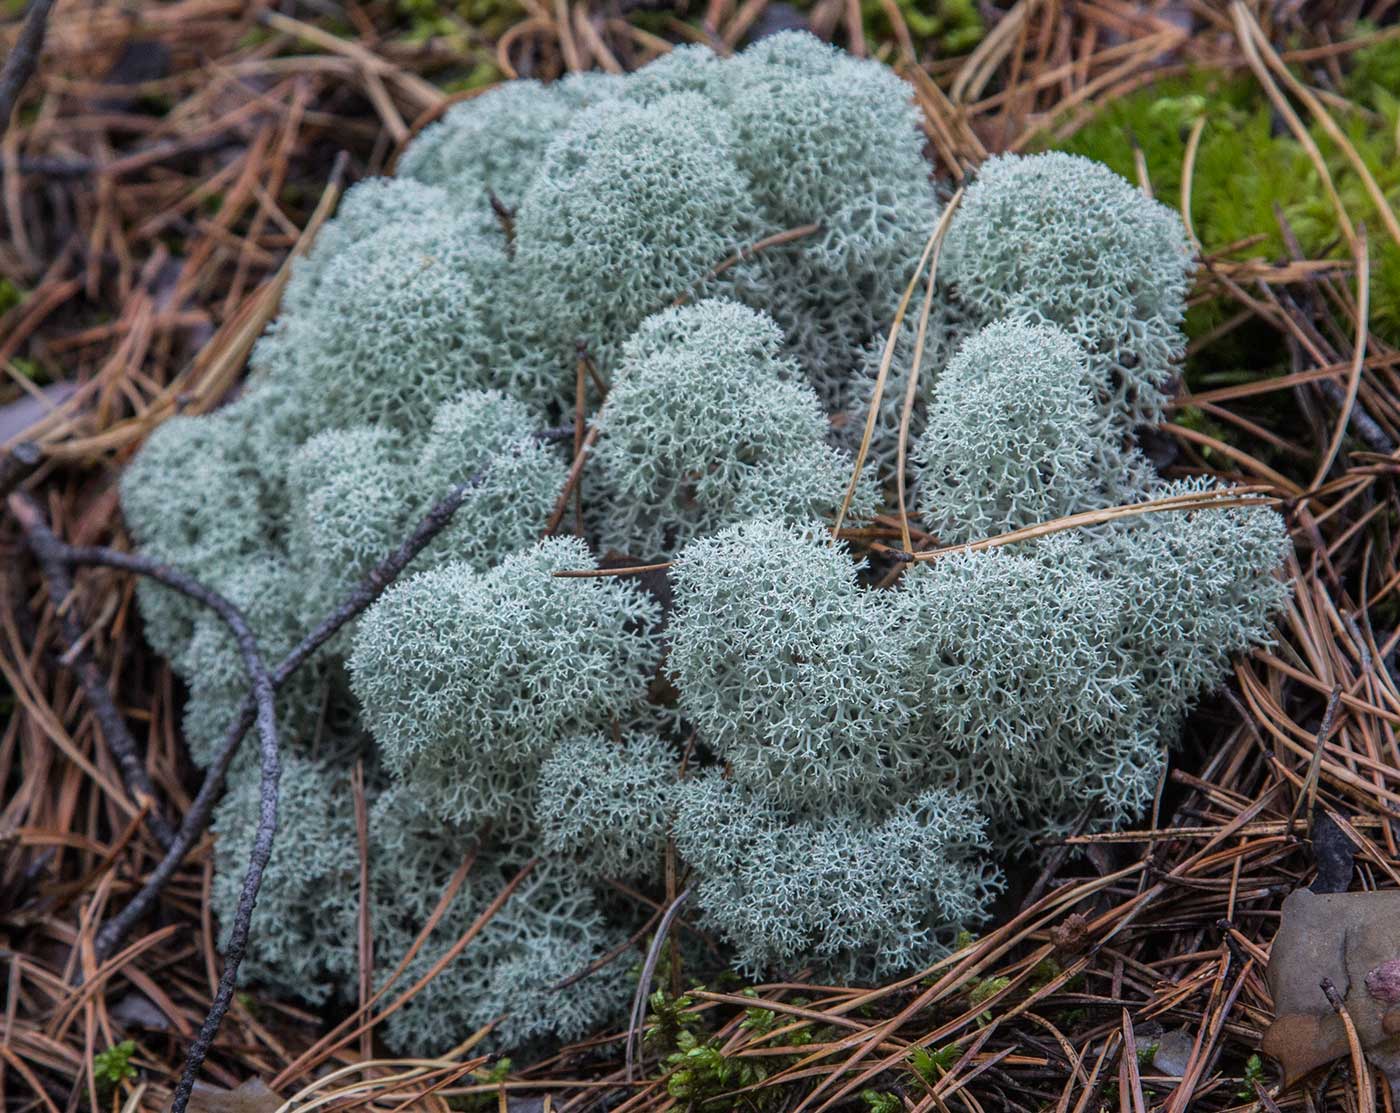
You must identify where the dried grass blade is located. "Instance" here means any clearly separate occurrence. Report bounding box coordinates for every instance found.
[895,188,961,553]
[1313,228,1371,488]
[832,222,941,538]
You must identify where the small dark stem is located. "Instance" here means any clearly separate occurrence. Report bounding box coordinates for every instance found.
[0,442,42,501]
[8,492,177,850]
[625,885,692,1081]
[91,466,495,961]
[7,493,280,1113]
[489,190,515,255]
[93,432,569,962]
[13,441,537,1109]
[0,0,55,134]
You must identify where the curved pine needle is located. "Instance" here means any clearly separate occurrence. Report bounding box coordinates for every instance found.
[1179,114,1207,253]
[904,486,1283,563]
[831,222,941,539]
[1313,228,1371,488]
[894,187,962,554]
[1232,2,1357,255]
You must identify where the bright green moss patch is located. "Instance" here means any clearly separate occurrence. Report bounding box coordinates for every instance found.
[0,278,26,316]
[1052,40,1400,350]
[857,0,984,54]
[92,1041,139,1094]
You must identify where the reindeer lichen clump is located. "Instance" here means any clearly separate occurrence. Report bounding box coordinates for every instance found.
[122,31,1289,1054]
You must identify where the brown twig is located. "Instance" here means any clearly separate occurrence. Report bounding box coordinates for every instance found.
[9,491,178,850]
[6,492,281,1113]
[0,0,55,133]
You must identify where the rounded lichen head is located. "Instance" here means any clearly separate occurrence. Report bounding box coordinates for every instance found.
[915,318,1108,544]
[348,537,663,830]
[668,520,914,813]
[943,151,1194,435]
[592,299,868,557]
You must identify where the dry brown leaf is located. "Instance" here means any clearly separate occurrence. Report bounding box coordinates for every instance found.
[1261,889,1400,1088]
[182,1078,282,1113]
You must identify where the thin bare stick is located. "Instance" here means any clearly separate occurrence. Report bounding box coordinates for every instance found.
[0,0,55,133]
[1289,684,1343,831]
[6,493,282,1113]
[9,493,177,849]
[92,457,507,962]
[626,885,692,1080]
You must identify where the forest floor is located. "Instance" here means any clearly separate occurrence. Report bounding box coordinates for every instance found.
[3,0,1400,1110]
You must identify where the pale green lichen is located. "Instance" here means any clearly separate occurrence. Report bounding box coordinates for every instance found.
[943,151,1194,451]
[348,537,662,832]
[591,299,869,557]
[120,37,1290,1054]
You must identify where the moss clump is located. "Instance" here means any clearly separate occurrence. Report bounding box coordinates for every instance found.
[93,1041,139,1094]
[859,0,983,53]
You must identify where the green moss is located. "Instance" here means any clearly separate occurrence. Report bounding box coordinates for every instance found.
[1346,25,1400,100]
[908,1043,957,1087]
[664,1028,778,1109]
[1053,70,1299,260]
[396,0,523,44]
[1052,44,1400,348]
[1173,405,1237,462]
[1373,227,1400,341]
[0,279,25,315]
[457,1059,513,1112]
[857,0,984,55]
[968,974,1011,1019]
[643,986,785,1110]
[442,61,504,93]
[1237,1053,1266,1100]
[9,356,44,383]
[644,985,706,1054]
[235,25,275,48]
[92,1041,139,1094]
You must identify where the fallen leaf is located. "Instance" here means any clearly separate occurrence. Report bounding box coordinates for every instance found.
[1369,959,1400,1007]
[110,992,172,1032]
[1152,1027,1195,1077]
[1261,888,1400,1088]
[183,1078,281,1113]
[1310,809,1358,894]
